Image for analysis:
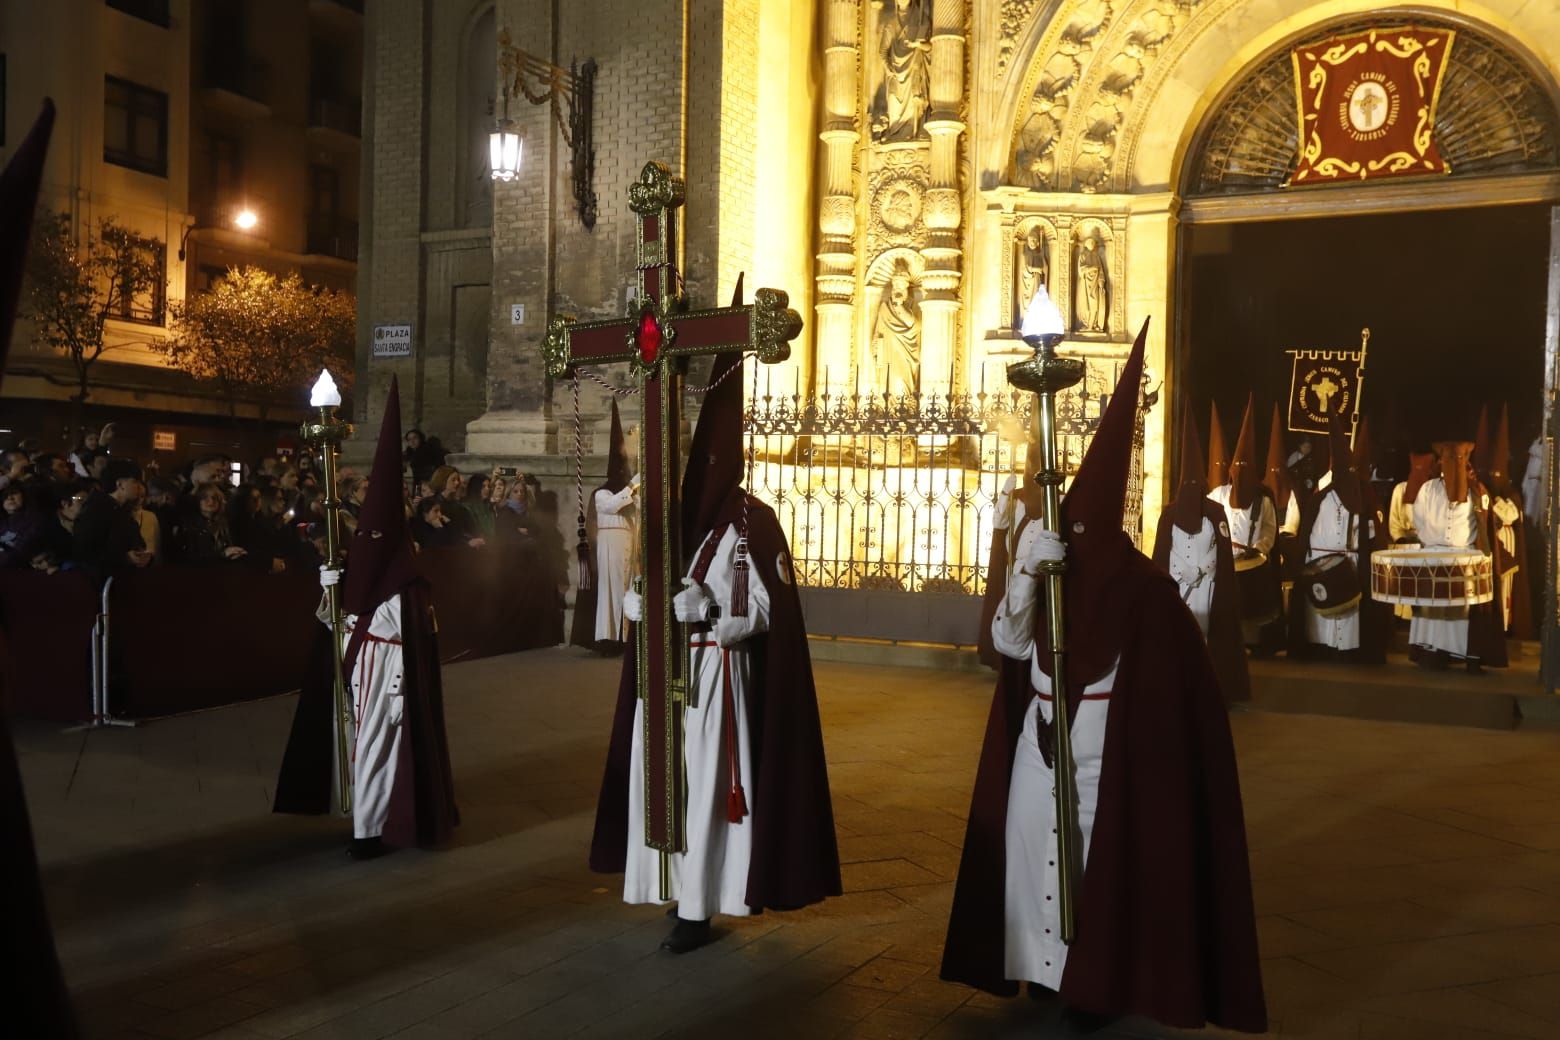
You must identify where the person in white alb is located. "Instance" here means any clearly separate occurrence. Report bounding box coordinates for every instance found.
[1409,440,1505,672]
[593,401,639,644]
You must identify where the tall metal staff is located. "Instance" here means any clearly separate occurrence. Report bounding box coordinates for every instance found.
[302,369,355,815]
[1010,288,1084,944]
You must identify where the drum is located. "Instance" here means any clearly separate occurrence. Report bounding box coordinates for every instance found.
[1300,553,1361,617]
[1234,550,1281,624]
[1370,548,1493,607]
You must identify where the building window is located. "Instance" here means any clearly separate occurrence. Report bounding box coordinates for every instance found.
[206,132,244,214]
[115,239,167,325]
[104,76,168,176]
[106,0,170,28]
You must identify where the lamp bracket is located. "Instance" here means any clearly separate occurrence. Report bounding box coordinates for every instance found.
[498,29,598,229]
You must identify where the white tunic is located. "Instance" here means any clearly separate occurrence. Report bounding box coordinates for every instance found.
[1388,482,1418,545]
[1408,478,1481,658]
[1165,516,1218,636]
[320,594,405,840]
[594,486,637,641]
[1300,489,1368,650]
[990,567,1112,990]
[1208,484,1276,556]
[623,525,772,920]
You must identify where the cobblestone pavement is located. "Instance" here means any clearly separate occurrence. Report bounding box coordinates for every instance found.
[15,647,1560,1039]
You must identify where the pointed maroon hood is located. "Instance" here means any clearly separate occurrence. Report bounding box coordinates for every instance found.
[601,399,629,493]
[1040,318,1148,685]
[1262,402,1290,509]
[1402,452,1438,506]
[1229,392,1260,509]
[682,351,746,549]
[1472,404,1491,482]
[0,100,56,387]
[1170,401,1208,535]
[1326,408,1362,514]
[1206,399,1229,491]
[1485,403,1513,495]
[342,376,419,616]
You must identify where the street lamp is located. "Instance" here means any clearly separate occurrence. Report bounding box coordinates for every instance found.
[178,207,261,261]
[493,28,597,228]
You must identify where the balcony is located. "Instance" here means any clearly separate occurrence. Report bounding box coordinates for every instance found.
[305,96,362,151]
[307,214,358,262]
[200,59,271,121]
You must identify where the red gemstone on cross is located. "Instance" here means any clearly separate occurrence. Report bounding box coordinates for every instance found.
[637,309,663,365]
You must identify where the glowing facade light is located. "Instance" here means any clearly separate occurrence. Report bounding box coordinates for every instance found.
[489,121,523,182]
[1020,286,1066,340]
[310,369,343,408]
[234,208,259,231]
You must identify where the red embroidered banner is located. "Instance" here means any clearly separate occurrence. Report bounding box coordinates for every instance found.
[1290,26,1455,184]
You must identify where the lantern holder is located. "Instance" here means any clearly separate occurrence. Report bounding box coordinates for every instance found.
[496,28,597,229]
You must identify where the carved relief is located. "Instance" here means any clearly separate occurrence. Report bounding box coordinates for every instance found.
[871,0,933,143]
[998,0,1041,76]
[866,152,930,253]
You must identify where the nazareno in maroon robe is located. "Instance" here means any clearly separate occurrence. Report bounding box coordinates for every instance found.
[273,580,461,848]
[588,489,842,912]
[1152,498,1251,704]
[940,552,1267,1032]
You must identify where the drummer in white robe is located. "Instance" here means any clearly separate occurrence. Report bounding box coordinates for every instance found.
[1289,414,1379,658]
[1409,441,1490,669]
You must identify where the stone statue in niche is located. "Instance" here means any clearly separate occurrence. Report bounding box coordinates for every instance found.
[1014,225,1050,325]
[1075,232,1109,334]
[871,259,922,394]
[871,0,931,144]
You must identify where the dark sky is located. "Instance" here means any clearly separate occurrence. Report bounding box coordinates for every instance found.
[1177,201,1551,480]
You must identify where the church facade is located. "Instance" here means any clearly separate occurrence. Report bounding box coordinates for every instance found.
[357,0,1559,624]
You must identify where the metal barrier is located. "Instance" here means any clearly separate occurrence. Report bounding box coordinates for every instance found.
[741,364,1154,596]
[85,577,135,730]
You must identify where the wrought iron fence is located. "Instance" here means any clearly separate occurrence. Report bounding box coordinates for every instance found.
[742,365,1153,595]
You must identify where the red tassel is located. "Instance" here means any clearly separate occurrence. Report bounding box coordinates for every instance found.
[576,538,592,592]
[727,784,749,823]
[730,539,750,617]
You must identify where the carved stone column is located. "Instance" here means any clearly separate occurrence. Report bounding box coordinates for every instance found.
[920,0,966,392]
[816,0,860,391]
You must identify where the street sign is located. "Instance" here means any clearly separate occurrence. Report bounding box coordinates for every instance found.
[372,323,414,359]
[510,303,526,325]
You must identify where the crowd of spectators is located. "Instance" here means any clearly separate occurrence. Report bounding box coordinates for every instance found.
[0,424,569,590]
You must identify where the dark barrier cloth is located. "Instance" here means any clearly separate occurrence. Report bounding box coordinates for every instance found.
[0,543,564,722]
[112,566,321,718]
[419,541,564,659]
[0,569,98,722]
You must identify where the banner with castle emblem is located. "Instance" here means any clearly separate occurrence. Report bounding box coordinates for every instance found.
[1290,26,1455,184]
[1287,332,1370,437]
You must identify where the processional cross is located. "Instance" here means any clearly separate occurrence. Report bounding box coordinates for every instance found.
[542,161,802,893]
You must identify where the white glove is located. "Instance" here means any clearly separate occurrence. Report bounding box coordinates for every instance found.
[994,475,1016,532]
[387,694,404,727]
[623,588,643,622]
[673,577,714,622]
[1014,523,1065,576]
[630,472,642,489]
[319,566,342,588]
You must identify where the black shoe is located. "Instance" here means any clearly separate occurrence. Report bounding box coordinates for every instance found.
[659,917,712,954]
[1026,981,1058,1003]
[347,836,389,861]
[1466,658,1484,675]
[1059,1006,1115,1035]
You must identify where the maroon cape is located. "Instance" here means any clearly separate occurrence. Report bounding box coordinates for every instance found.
[1151,499,1251,704]
[589,494,842,912]
[941,554,1267,1033]
[275,581,460,848]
